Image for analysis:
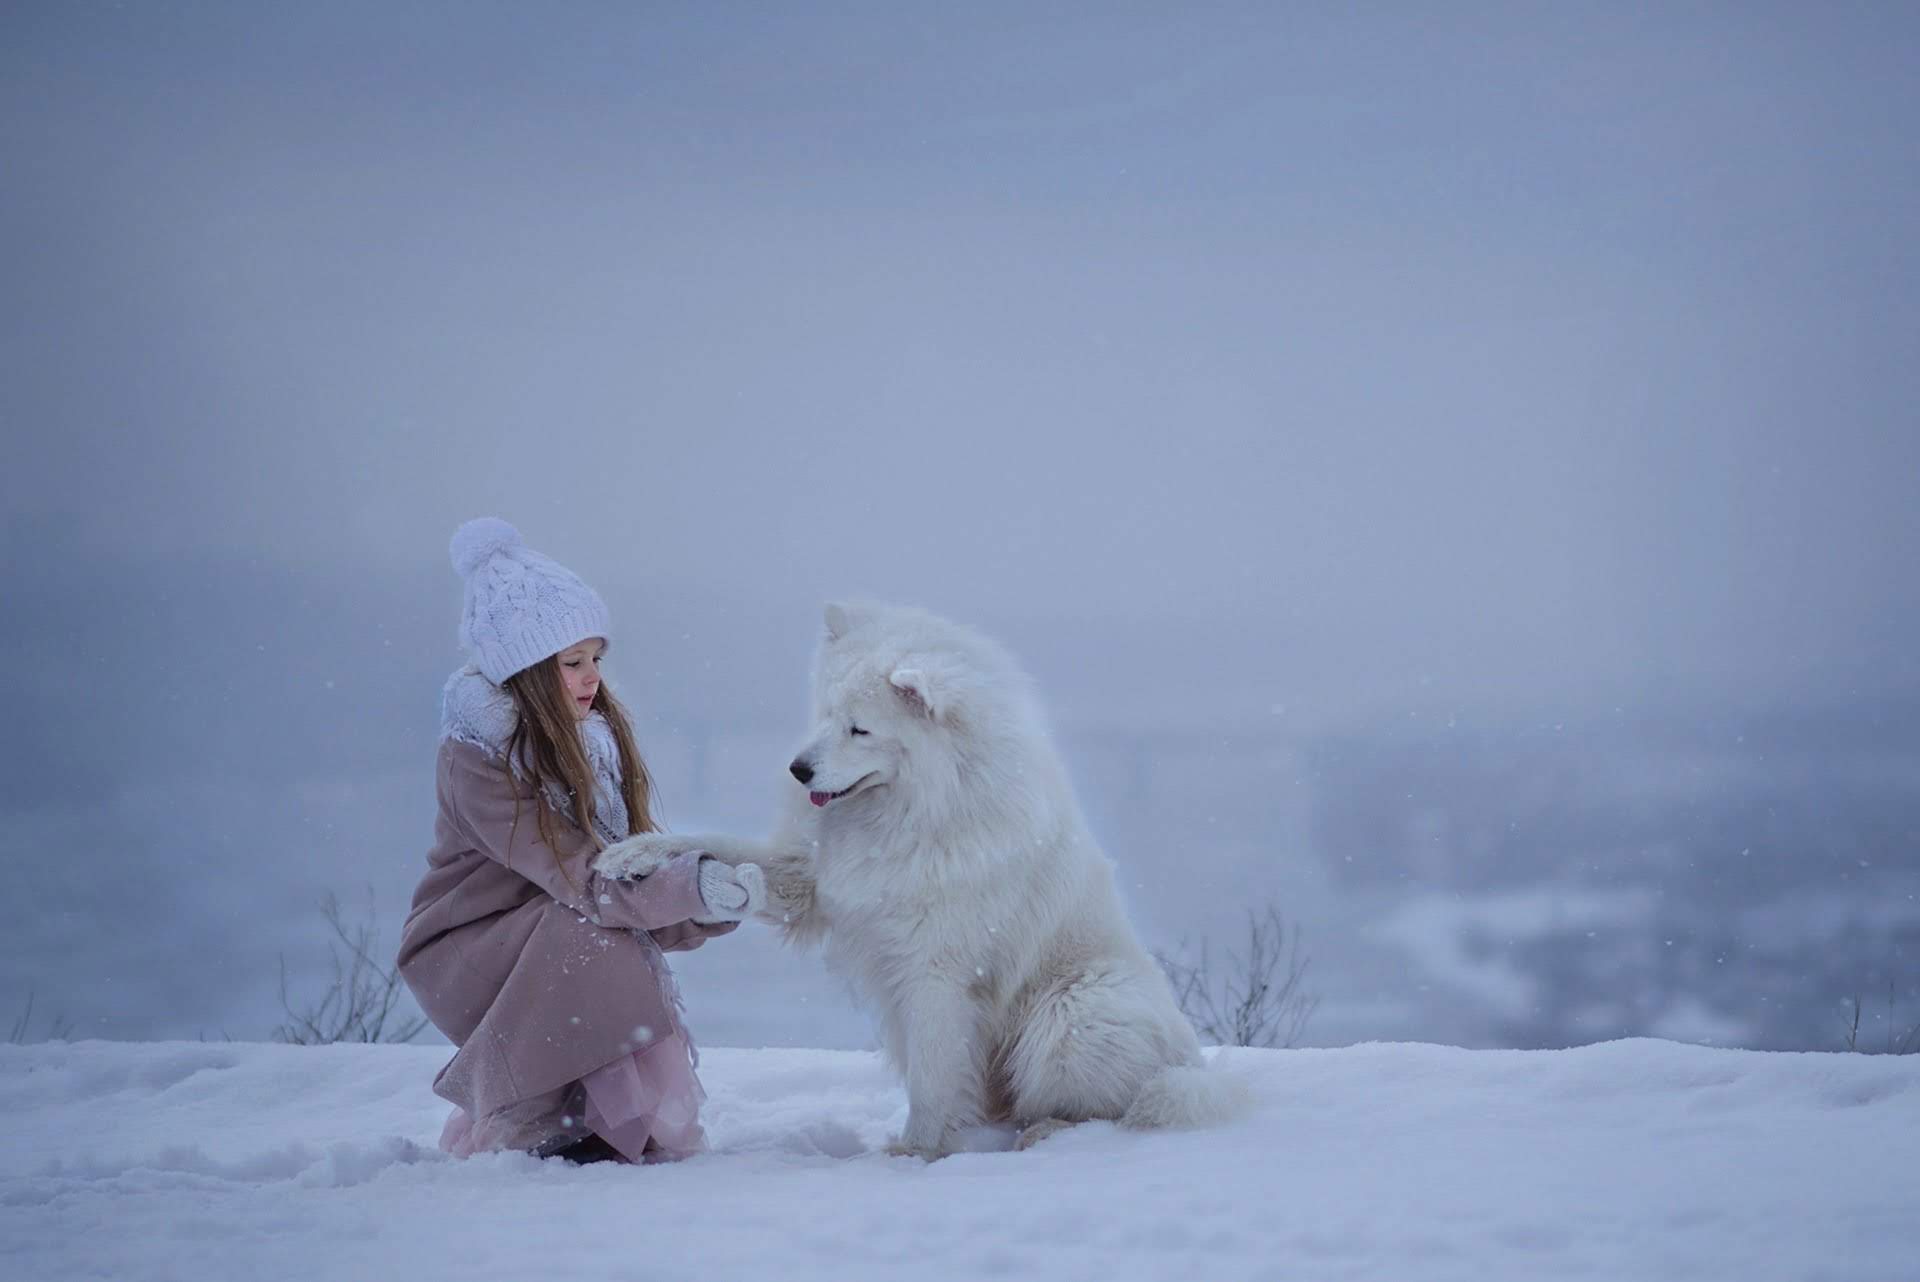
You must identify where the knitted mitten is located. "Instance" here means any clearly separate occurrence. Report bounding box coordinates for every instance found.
[695,859,767,924]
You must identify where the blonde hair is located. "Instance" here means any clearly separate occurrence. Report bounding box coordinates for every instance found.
[500,654,657,872]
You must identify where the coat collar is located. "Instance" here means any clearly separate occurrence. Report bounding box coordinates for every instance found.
[440,665,630,845]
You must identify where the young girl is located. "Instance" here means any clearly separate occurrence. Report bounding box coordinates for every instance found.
[398,518,764,1164]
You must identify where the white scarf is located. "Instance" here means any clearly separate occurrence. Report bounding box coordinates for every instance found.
[440,665,631,847]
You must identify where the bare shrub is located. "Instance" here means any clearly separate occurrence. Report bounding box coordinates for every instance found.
[1157,904,1319,1048]
[1839,981,1920,1055]
[7,990,73,1045]
[274,890,427,1045]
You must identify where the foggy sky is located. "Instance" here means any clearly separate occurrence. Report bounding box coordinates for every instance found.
[3,3,1917,1046]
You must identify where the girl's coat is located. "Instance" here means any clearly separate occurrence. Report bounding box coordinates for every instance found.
[398,674,732,1151]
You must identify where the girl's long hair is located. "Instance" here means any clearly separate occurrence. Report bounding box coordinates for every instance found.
[500,654,657,869]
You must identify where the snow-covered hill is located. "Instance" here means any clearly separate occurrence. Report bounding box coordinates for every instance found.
[4,1038,1914,1281]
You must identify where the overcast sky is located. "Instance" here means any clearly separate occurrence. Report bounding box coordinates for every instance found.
[4,3,1916,1046]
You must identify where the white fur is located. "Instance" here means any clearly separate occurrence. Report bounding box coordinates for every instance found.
[599,602,1249,1156]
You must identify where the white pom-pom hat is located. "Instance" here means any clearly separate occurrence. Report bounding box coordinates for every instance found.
[449,518,612,683]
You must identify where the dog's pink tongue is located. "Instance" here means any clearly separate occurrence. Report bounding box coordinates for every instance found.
[809,790,832,808]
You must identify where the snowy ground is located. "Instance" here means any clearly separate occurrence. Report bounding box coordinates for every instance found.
[4,1039,1915,1281]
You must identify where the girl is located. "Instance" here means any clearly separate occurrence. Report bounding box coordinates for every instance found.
[398,518,764,1164]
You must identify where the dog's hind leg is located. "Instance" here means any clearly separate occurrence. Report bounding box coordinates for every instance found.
[1005,967,1169,1127]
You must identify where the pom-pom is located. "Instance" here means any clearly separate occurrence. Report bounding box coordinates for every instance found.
[450,517,523,577]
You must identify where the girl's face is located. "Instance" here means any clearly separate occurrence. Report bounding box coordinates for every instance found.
[556,638,605,720]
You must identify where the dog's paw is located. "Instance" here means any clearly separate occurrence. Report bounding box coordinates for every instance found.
[883,1136,940,1161]
[1013,1117,1077,1151]
[593,833,690,880]
[756,850,816,919]
[885,1115,960,1162]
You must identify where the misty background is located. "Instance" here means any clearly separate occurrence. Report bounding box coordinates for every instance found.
[4,3,1916,1054]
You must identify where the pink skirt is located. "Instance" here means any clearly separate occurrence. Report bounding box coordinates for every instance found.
[438,1029,707,1164]
[580,1029,706,1162]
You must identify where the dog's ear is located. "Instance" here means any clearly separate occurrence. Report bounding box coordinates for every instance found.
[889,667,943,720]
[824,602,852,640]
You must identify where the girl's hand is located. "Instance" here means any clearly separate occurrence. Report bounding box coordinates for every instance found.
[693,860,768,924]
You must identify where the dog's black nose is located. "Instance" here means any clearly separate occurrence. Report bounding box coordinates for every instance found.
[789,759,814,785]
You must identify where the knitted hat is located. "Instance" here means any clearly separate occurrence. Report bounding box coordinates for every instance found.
[449,518,612,683]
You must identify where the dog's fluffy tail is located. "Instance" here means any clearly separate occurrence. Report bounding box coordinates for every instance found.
[1119,1061,1254,1131]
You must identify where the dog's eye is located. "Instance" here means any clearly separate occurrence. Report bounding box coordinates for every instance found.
[850,725,869,736]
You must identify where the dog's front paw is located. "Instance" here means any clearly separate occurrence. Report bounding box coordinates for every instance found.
[884,1135,941,1161]
[593,833,692,880]
[1013,1117,1077,1151]
[756,849,816,922]
[886,1114,954,1161]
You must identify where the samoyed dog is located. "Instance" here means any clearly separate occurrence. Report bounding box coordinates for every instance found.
[597,602,1248,1157]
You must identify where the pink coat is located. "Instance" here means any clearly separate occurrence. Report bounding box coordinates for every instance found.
[397,739,734,1151]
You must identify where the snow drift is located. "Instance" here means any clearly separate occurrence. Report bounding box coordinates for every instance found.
[3,1038,1915,1281]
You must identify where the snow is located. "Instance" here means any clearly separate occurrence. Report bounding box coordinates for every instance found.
[4,1039,1916,1281]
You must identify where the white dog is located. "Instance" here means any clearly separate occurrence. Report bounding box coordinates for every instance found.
[597,602,1248,1157]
